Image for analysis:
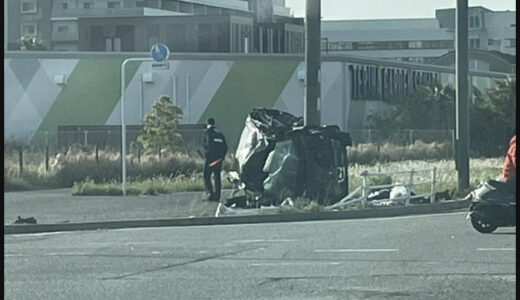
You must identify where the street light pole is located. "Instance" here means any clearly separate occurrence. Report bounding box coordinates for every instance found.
[455,0,470,190]
[121,44,169,195]
[304,0,321,126]
[121,58,152,195]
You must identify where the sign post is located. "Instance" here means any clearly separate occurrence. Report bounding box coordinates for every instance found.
[120,44,170,195]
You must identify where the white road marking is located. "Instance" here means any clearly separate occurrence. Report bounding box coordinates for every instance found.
[8,232,67,237]
[250,262,341,267]
[314,249,399,253]
[476,248,516,251]
[44,252,88,256]
[232,239,297,243]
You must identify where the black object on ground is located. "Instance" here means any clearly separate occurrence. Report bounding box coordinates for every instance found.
[14,216,37,224]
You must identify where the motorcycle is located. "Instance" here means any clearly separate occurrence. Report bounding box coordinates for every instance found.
[466,180,516,233]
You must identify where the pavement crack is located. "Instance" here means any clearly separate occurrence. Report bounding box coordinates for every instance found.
[256,272,516,286]
[101,246,262,280]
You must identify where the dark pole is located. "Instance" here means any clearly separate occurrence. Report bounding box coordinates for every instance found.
[304,0,321,126]
[18,146,24,175]
[456,0,470,190]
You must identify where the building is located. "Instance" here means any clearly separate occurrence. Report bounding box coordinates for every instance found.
[5,0,304,53]
[6,0,53,50]
[4,51,511,146]
[78,14,254,52]
[321,6,516,68]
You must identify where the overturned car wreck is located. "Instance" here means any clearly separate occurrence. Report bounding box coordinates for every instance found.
[225,108,352,209]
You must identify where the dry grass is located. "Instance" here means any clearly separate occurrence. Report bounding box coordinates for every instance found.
[347,140,453,164]
[4,142,504,197]
[348,157,504,197]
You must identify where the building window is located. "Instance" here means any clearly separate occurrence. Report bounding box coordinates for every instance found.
[193,4,206,14]
[147,25,159,49]
[507,39,516,48]
[83,2,92,9]
[62,2,68,9]
[470,38,480,49]
[474,16,480,27]
[108,1,121,8]
[422,40,453,49]
[408,41,422,48]
[57,25,68,33]
[21,23,37,36]
[469,16,474,28]
[166,24,186,52]
[20,1,37,13]
[488,39,500,46]
[180,2,192,13]
[136,1,145,7]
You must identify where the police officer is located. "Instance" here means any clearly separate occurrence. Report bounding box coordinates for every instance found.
[202,118,228,201]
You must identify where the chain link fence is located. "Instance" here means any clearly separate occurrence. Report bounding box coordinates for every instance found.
[348,129,455,147]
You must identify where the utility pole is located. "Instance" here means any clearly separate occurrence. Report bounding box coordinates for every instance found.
[304,0,321,126]
[5,0,8,51]
[455,0,470,190]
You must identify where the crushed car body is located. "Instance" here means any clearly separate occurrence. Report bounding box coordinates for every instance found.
[223,108,352,211]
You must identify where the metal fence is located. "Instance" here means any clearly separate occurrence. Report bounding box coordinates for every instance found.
[5,127,455,157]
[326,167,437,211]
[348,129,455,146]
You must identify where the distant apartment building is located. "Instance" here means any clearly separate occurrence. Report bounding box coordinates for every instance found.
[6,0,53,50]
[5,0,304,53]
[322,6,516,71]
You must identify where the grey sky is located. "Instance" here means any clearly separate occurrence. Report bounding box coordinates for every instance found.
[285,0,516,20]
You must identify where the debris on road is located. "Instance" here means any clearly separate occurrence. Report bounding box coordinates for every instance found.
[14,216,37,224]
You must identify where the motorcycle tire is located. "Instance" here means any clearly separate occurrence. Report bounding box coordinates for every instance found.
[470,214,498,233]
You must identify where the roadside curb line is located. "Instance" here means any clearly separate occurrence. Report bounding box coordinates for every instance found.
[4,199,470,235]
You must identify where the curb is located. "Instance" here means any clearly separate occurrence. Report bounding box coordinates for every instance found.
[4,199,470,235]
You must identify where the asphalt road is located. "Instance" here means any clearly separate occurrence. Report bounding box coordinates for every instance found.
[4,212,516,300]
[4,189,228,224]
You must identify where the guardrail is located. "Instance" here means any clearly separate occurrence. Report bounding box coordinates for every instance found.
[326,167,437,210]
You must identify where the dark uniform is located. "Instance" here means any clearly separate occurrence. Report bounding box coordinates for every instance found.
[203,123,228,201]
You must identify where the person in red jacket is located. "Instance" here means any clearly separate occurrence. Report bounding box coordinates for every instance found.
[502,134,516,194]
[502,134,516,181]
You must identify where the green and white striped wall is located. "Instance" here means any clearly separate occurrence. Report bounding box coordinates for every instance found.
[4,54,351,147]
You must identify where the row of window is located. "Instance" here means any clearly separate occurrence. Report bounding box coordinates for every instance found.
[349,65,439,101]
[325,40,454,51]
[60,1,122,9]
[325,38,516,51]
[20,0,125,12]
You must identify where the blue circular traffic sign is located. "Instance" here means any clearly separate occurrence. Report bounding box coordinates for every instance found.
[151,44,170,62]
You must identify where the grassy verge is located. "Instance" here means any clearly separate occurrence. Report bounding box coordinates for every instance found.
[72,176,232,196]
[348,157,504,199]
[4,142,504,198]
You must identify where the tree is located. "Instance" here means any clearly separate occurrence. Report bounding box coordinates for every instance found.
[368,81,456,132]
[486,76,516,132]
[367,78,515,157]
[137,95,183,157]
[470,77,516,155]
